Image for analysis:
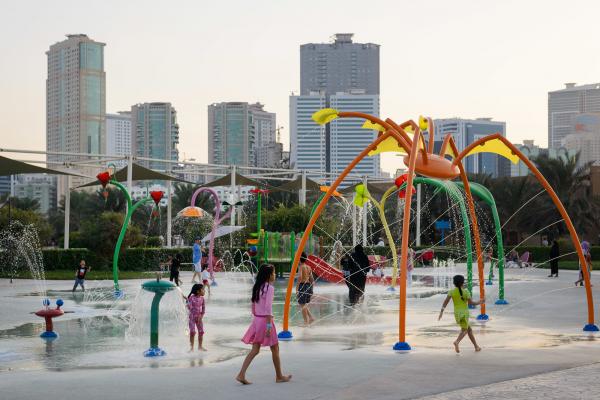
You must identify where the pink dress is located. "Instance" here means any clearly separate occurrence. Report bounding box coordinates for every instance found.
[241,283,278,347]
[188,295,205,335]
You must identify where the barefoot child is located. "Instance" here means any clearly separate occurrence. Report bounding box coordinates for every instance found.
[438,274,485,353]
[236,264,291,385]
[296,253,315,326]
[187,283,206,351]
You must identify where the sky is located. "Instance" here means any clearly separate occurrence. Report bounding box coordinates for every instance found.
[1,0,600,174]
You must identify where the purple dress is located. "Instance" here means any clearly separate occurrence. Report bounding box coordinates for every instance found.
[241,283,279,347]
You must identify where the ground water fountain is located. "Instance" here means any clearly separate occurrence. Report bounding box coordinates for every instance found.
[140,277,176,357]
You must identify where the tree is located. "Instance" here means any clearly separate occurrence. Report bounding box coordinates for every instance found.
[0,207,53,244]
[75,212,144,258]
[532,153,600,238]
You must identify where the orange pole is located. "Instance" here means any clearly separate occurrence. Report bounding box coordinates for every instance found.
[449,138,487,317]
[279,131,398,337]
[395,129,422,350]
[426,117,435,155]
[456,134,597,329]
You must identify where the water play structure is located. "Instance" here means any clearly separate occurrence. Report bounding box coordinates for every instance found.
[140,278,176,357]
[96,168,164,296]
[279,109,598,348]
[35,298,65,339]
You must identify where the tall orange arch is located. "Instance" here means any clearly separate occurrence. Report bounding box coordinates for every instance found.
[456,134,598,331]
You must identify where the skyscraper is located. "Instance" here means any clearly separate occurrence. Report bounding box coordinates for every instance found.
[300,33,379,96]
[434,118,507,177]
[131,103,179,170]
[106,111,131,166]
[292,34,381,178]
[548,83,600,148]
[208,102,277,167]
[46,34,106,164]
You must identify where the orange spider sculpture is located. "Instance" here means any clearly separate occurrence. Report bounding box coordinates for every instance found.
[278,109,598,351]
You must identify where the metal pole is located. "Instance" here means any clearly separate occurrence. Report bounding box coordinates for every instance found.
[300,171,307,206]
[63,175,70,249]
[352,203,357,246]
[230,165,236,248]
[362,176,368,246]
[166,179,172,248]
[416,183,422,246]
[127,154,133,218]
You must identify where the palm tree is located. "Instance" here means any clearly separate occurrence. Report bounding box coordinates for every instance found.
[172,183,214,215]
[532,153,600,238]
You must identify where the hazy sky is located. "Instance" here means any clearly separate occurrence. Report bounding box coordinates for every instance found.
[2,0,600,173]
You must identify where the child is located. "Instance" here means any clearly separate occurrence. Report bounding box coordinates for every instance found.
[201,265,211,295]
[438,274,485,353]
[72,259,90,292]
[170,254,182,286]
[236,264,291,385]
[187,283,206,351]
[296,253,315,326]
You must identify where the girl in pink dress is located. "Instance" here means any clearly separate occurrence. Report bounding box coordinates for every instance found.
[187,283,206,351]
[236,264,291,385]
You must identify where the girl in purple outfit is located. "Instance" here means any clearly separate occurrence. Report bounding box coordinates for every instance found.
[187,283,206,351]
[236,264,291,385]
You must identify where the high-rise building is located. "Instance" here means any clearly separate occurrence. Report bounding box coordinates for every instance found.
[292,34,381,178]
[290,94,328,172]
[562,112,600,167]
[510,140,575,177]
[208,102,278,167]
[301,33,379,96]
[0,176,10,197]
[13,174,57,214]
[434,118,507,177]
[46,34,106,164]
[548,83,600,148]
[106,111,131,166]
[131,103,179,170]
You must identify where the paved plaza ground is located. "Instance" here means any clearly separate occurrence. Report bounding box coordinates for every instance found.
[1,266,599,399]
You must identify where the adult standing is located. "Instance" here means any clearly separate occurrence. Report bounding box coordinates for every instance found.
[548,240,559,278]
[72,259,90,292]
[341,253,354,302]
[349,245,370,305]
[192,237,202,283]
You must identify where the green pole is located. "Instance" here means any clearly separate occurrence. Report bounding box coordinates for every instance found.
[309,192,326,255]
[290,231,296,275]
[149,291,164,348]
[457,182,506,302]
[256,192,262,265]
[264,231,269,263]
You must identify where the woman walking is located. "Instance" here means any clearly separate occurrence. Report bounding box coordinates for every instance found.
[236,264,291,385]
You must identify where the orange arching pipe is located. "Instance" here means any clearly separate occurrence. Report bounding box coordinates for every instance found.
[395,129,422,350]
[386,119,425,162]
[457,134,597,329]
[449,138,487,318]
[279,131,400,337]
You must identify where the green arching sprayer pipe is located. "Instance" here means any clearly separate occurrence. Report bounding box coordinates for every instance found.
[111,180,153,294]
[308,192,326,254]
[457,182,506,302]
[399,178,474,293]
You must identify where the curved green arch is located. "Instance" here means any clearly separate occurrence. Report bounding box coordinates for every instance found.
[399,178,474,291]
[456,182,506,303]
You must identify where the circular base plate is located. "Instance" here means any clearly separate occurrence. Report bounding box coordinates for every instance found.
[485,281,493,285]
[393,342,411,353]
[40,331,58,339]
[278,330,293,341]
[476,314,489,321]
[144,347,166,357]
[495,299,509,305]
[583,324,599,332]
[211,281,218,287]
[386,287,396,292]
